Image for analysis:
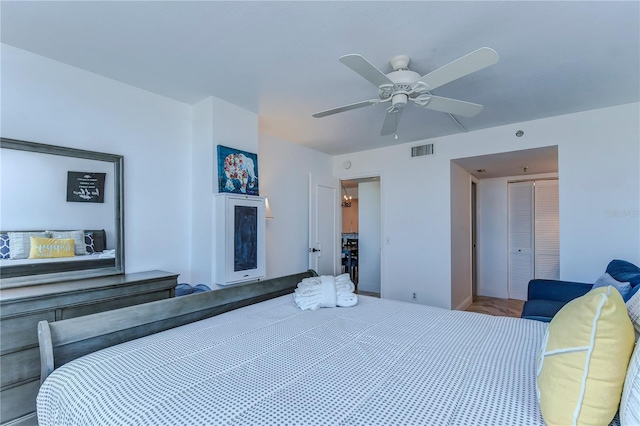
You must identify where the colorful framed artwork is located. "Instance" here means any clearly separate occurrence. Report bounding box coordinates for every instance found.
[216,145,259,195]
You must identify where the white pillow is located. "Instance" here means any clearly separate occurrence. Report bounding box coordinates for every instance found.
[7,231,49,259]
[620,340,640,425]
[593,272,632,299]
[48,230,88,256]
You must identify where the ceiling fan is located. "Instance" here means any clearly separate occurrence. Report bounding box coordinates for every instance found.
[312,47,499,136]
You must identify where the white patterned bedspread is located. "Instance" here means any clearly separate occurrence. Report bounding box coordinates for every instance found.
[37,295,548,425]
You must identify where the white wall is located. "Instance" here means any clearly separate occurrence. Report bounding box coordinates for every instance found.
[476,172,558,299]
[1,45,332,287]
[190,97,215,285]
[450,162,472,310]
[190,96,259,286]
[333,103,640,309]
[358,181,381,293]
[259,133,333,279]
[558,105,640,280]
[1,149,115,245]
[1,45,194,281]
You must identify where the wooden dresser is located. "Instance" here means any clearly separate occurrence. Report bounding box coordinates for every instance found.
[0,270,179,425]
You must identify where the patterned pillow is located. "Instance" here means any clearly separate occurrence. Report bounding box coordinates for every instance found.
[627,286,640,340]
[85,232,96,254]
[0,233,10,259]
[620,339,640,425]
[7,231,50,259]
[48,230,87,256]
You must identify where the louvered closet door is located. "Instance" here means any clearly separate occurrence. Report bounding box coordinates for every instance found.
[508,182,534,300]
[534,180,560,280]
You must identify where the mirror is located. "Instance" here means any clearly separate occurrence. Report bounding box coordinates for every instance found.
[0,138,124,287]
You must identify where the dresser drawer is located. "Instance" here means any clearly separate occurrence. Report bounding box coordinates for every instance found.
[0,347,40,388]
[60,289,172,319]
[0,379,39,424]
[0,311,55,355]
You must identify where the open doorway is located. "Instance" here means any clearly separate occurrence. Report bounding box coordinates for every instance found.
[340,177,381,297]
[451,146,559,310]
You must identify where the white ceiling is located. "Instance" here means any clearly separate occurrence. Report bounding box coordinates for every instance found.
[1,1,638,156]
[453,146,558,179]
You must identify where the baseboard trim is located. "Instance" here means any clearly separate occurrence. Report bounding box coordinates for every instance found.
[477,289,510,299]
[455,295,473,311]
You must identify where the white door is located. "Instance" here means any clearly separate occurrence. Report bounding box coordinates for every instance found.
[534,180,560,280]
[508,181,534,300]
[308,173,339,275]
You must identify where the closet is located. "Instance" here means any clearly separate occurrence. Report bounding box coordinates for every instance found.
[508,179,559,300]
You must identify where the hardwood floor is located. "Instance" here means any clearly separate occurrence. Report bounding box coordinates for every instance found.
[465,296,524,318]
[355,292,523,318]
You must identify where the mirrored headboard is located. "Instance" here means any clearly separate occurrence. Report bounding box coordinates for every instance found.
[0,138,124,287]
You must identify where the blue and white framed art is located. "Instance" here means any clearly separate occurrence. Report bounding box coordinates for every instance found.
[216,145,259,196]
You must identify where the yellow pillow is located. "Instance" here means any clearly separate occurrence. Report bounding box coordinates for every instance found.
[536,286,635,426]
[28,237,75,259]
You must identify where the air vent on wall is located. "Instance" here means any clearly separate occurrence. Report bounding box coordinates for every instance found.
[411,143,435,158]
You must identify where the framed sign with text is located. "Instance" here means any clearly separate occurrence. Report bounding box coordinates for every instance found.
[67,171,106,203]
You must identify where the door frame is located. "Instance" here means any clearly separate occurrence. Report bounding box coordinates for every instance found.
[338,171,385,297]
[470,177,479,301]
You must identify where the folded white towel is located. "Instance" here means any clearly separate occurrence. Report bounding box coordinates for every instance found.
[298,277,321,287]
[293,283,354,298]
[296,274,355,293]
[320,275,337,308]
[337,292,358,307]
[293,296,322,311]
[293,292,359,310]
[293,274,358,310]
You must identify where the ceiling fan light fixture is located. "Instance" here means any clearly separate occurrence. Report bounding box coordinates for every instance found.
[378,84,394,99]
[391,93,408,108]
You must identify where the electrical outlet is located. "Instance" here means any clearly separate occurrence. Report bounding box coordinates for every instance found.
[412,292,417,300]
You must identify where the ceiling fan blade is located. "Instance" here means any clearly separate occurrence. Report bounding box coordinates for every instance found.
[380,108,404,136]
[312,99,378,118]
[416,47,499,91]
[419,95,484,117]
[339,54,395,88]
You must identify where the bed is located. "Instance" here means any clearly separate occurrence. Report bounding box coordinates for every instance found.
[0,229,115,278]
[35,270,550,425]
[36,271,637,425]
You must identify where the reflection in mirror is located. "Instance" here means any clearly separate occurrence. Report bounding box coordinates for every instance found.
[0,138,124,287]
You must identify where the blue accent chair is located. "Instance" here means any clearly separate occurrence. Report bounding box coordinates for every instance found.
[520,259,640,322]
[520,279,593,322]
